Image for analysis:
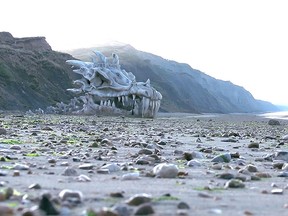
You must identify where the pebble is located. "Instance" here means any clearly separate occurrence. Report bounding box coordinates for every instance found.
[187,159,201,167]
[0,128,7,135]
[76,174,91,182]
[277,171,288,177]
[97,169,110,174]
[242,164,258,173]
[274,151,288,162]
[268,119,280,125]
[217,172,235,180]
[13,170,20,176]
[10,145,21,150]
[224,179,245,188]
[125,193,152,206]
[122,172,140,180]
[153,163,179,178]
[39,194,59,215]
[134,203,155,215]
[59,189,83,203]
[78,164,94,170]
[101,163,121,172]
[0,170,7,176]
[29,183,41,189]
[13,163,29,170]
[0,205,13,215]
[112,204,133,216]
[248,142,259,148]
[63,167,78,176]
[282,134,288,142]
[271,188,284,195]
[211,153,231,163]
[177,201,190,209]
[138,148,153,155]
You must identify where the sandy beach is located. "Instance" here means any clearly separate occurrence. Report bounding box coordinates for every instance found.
[1,112,288,216]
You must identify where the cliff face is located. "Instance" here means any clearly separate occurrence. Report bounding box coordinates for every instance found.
[0,32,77,111]
[0,32,52,51]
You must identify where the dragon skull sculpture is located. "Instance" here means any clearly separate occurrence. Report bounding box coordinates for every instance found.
[66,51,162,118]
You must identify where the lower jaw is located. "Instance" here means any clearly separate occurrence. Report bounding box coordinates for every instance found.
[78,98,159,118]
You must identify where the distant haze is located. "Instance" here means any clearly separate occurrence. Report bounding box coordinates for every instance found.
[1,0,287,106]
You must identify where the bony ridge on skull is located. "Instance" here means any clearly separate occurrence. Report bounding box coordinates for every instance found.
[66,51,162,118]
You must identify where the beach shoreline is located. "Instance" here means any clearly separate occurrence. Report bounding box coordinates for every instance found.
[0,113,288,215]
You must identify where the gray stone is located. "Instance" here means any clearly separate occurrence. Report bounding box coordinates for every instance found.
[268,119,280,125]
[187,159,201,167]
[211,153,231,163]
[126,193,152,206]
[274,151,288,162]
[224,179,245,188]
[101,163,121,172]
[63,167,78,176]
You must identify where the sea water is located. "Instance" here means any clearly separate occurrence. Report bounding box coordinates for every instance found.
[259,111,288,120]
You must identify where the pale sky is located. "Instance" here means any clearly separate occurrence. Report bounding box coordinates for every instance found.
[1,0,287,105]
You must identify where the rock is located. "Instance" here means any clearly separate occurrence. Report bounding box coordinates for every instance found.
[0,205,13,216]
[125,193,152,206]
[183,152,193,161]
[39,194,59,215]
[29,183,41,189]
[282,134,288,142]
[48,158,57,163]
[216,172,235,180]
[13,163,29,170]
[271,189,284,195]
[177,201,190,209]
[240,164,258,173]
[273,161,284,169]
[152,163,179,178]
[221,138,238,143]
[0,128,7,135]
[42,126,53,131]
[224,179,245,188]
[13,170,20,176]
[191,151,205,159]
[274,151,288,162]
[268,119,280,125]
[112,204,133,216]
[211,153,231,163]
[10,145,21,150]
[110,192,125,198]
[97,169,110,174]
[0,170,7,176]
[135,158,150,165]
[63,167,78,176]
[248,142,259,148]
[59,189,83,203]
[76,174,91,182]
[138,148,153,155]
[101,163,121,172]
[254,172,272,178]
[122,172,140,180]
[78,164,94,170]
[277,171,288,177]
[134,203,155,215]
[187,159,201,167]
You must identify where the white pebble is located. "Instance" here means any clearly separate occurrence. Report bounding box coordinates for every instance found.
[153,163,179,178]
